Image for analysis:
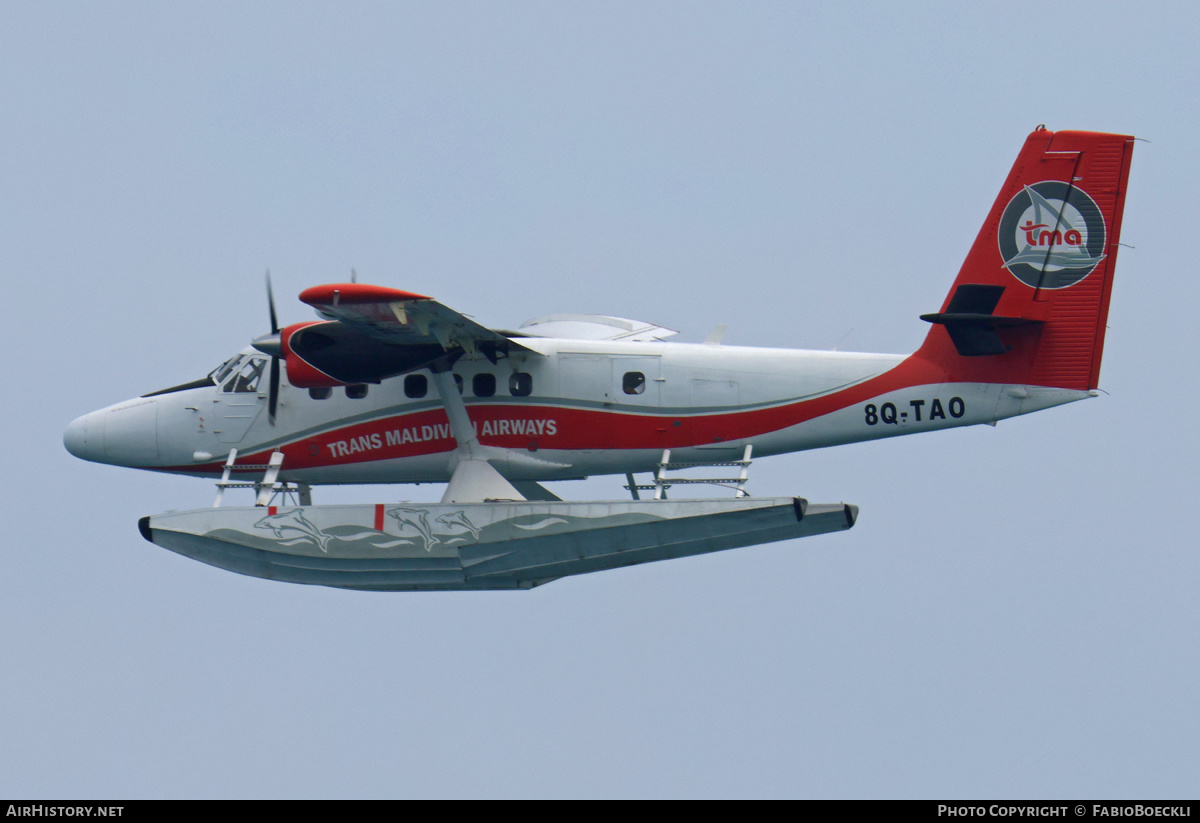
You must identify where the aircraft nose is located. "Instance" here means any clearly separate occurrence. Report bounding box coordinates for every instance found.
[64,400,160,466]
[64,412,102,462]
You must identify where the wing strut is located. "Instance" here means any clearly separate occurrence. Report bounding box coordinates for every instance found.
[428,363,527,504]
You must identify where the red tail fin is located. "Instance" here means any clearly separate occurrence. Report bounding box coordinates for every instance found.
[916,127,1134,391]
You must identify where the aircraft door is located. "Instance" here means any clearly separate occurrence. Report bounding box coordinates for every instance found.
[558,353,611,402]
[212,355,269,443]
[612,355,662,407]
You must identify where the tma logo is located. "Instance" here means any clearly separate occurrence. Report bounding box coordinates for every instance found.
[998,181,1106,289]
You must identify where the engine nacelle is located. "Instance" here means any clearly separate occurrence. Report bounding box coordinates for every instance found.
[279,321,345,388]
[282,320,442,387]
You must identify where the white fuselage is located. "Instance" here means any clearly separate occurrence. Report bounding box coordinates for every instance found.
[64,337,1091,486]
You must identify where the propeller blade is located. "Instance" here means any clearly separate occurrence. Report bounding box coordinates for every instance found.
[266,269,279,334]
[268,356,280,424]
[265,270,281,424]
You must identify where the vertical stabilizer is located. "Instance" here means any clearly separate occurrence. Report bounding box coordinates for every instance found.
[917,127,1134,390]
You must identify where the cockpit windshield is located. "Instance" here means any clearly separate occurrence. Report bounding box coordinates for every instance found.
[141,353,269,399]
[209,354,242,386]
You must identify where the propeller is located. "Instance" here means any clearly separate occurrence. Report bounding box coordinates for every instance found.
[252,270,284,424]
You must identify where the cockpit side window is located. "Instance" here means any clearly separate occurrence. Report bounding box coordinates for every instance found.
[223,357,267,393]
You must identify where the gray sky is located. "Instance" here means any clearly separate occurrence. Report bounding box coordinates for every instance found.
[4,0,1198,798]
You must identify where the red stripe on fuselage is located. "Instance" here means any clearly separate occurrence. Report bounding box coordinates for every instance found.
[159,353,948,476]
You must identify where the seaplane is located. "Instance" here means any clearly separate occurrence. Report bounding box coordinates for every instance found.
[64,127,1135,591]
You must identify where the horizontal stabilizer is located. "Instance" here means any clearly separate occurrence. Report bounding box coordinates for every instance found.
[920,283,1043,357]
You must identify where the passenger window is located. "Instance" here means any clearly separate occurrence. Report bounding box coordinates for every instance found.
[509,372,533,397]
[346,384,368,399]
[473,373,496,397]
[453,374,464,394]
[308,387,331,400]
[404,374,428,398]
[623,371,646,395]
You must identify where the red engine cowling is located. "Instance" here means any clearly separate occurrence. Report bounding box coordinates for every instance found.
[281,321,346,388]
[280,318,445,387]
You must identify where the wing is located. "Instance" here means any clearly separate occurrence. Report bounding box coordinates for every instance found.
[299,283,541,357]
[282,283,541,386]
